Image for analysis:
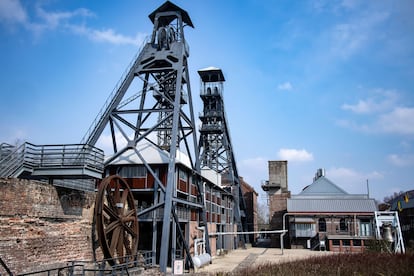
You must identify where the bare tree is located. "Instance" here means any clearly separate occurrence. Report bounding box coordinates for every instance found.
[257,201,269,229]
[383,191,404,204]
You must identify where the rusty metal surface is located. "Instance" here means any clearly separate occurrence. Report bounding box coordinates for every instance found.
[94,175,139,266]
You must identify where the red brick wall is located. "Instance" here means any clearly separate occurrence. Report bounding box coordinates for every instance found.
[0,178,95,274]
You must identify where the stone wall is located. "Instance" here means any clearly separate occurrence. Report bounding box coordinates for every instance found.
[0,178,95,274]
[269,192,290,248]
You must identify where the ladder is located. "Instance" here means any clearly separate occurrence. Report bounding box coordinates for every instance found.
[374,211,405,253]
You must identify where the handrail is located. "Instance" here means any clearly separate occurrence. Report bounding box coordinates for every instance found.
[80,35,151,146]
[0,142,104,178]
[0,143,26,177]
[16,251,154,276]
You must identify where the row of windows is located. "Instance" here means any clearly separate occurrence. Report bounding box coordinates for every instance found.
[116,165,233,212]
[119,165,147,178]
[331,239,362,246]
[294,218,372,237]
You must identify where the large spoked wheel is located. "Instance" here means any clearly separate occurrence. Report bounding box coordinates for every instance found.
[95,175,139,266]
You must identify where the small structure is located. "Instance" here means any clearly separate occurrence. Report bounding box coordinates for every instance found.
[262,160,290,247]
[286,168,377,252]
[388,190,414,249]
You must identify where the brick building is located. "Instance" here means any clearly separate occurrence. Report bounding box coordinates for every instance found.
[240,177,258,245]
[287,169,377,252]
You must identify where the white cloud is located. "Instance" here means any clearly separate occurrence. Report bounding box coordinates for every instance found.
[90,28,145,46]
[0,1,143,46]
[327,167,383,194]
[277,148,313,162]
[330,11,389,58]
[339,89,414,135]
[378,107,414,135]
[0,0,27,24]
[277,82,293,91]
[341,89,398,114]
[388,154,414,167]
[36,6,94,29]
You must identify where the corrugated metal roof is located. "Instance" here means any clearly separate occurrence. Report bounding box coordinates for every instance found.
[287,198,377,213]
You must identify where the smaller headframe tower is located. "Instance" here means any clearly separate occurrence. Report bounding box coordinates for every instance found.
[197,67,248,245]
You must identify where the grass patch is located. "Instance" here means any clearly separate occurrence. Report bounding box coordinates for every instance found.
[216,252,414,276]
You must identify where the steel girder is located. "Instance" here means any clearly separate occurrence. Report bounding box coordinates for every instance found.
[197,68,249,246]
[85,2,209,272]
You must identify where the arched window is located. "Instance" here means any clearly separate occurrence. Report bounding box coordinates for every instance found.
[214,86,219,94]
[318,218,326,232]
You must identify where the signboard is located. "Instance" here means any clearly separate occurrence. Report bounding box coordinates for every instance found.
[174,259,183,275]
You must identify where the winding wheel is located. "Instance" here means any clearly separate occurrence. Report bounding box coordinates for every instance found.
[94,175,139,265]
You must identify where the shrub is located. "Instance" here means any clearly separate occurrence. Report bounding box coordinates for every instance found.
[216,252,414,276]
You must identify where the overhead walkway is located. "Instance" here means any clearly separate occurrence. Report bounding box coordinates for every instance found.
[0,142,104,181]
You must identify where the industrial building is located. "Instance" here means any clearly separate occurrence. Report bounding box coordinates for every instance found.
[287,168,377,252]
[263,162,405,253]
[388,190,414,248]
[0,1,255,274]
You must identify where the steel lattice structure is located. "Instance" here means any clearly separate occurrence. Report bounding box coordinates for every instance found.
[197,68,249,245]
[83,2,209,272]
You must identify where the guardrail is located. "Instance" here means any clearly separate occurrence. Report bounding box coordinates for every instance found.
[0,142,104,178]
[17,251,155,276]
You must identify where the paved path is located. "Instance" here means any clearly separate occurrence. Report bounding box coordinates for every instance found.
[195,248,333,274]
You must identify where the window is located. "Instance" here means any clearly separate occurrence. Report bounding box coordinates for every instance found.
[353,239,362,246]
[119,165,146,178]
[360,219,371,236]
[295,223,316,237]
[318,218,327,232]
[179,169,187,180]
[340,218,348,231]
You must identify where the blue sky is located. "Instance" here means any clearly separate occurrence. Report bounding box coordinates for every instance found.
[1,0,413,203]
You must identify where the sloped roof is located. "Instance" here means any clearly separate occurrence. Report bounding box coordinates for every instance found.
[288,173,377,213]
[148,1,194,28]
[288,198,377,213]
[298,176,348,196]
[106,142,191,168]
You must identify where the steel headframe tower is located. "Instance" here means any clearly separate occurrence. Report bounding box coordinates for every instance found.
[82,1,208,272]
[197,67,249,246]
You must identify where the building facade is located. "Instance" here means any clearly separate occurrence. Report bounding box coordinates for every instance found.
[287,169,377,252]
[104,142,242,263]
[388,190,414,248]
[240,177,259,245]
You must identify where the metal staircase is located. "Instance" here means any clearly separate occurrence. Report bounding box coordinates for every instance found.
[374,211,405,253]
[79,36,150,147]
